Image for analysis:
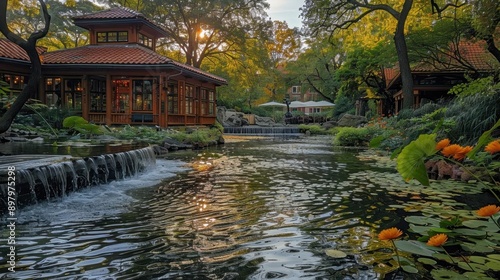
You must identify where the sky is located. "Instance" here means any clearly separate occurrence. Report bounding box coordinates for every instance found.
[267,0,305,29]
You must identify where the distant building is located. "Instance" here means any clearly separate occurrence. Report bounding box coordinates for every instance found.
[0,7,227,127]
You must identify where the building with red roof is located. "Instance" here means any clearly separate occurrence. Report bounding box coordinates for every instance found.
[384,40,499,113]
[0,6,227,127]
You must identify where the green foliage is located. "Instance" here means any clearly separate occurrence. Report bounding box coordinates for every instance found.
[449,77,499,97]
[333,126,378,147]
[445,90,500,145]
[332,95,355,120]
[298,124,327,135]
[63,116,103,136]
[396,134,437,186]
[111,126,222,146]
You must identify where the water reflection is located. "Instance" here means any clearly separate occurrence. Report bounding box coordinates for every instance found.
[1,136,403,279]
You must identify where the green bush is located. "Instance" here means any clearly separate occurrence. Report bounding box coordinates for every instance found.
[298,124,327,135]
[333,126,378,146]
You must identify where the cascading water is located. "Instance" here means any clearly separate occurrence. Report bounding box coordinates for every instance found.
[0,146,156,215]
[223,126,302,136]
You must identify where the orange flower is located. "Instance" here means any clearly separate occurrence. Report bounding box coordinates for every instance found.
[378,227,403,241]
[441,144,463,158]
[477,205,500,217]
[427,234,448,247]
[485,140,500,155]
[436,139,450,151]
[453,145,473,161]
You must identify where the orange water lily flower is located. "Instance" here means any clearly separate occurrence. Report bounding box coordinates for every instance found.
[477,205,500,217]
[436,139,451,151]
[441,144,463,158]
[453,145,473,161]
[427,234,448,247]
[485,140,500,155]
[378,227,403,241]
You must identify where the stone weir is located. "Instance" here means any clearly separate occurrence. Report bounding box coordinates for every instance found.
[0,146,156,215]
[224,126,301,135]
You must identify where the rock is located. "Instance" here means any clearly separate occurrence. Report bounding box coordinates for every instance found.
[217,106,247,127]
[29,137,45,142]
[322,120,337,130]
[254,115,277,127]
[217,135,225,144]
[337,114,367,127]
[163,137,192,151]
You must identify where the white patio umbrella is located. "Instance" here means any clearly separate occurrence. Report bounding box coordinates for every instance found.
[258,101,287,107]
[314,100,335,107]
[289,101,306,108]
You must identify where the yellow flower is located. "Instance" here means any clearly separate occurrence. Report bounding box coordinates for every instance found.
[477,205,500,217]
[427,234,448,247]
[378,227,403,241]
[441,144,463,158]
[436,139,450,151]
[453,145,473,161]
[485,140,500,155]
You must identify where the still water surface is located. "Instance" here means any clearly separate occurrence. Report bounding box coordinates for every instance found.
[1,136,406,279]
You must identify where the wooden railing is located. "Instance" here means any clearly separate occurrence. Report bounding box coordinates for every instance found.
[167,114,185,125]
[88,113,106,124]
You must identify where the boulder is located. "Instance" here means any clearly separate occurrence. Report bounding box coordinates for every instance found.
[337,114,367,127]
[217,106,247,127]
[254,115,277,127]
[321,120,337,130]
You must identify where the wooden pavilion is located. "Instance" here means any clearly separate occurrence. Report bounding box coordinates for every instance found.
[0,7,227,127]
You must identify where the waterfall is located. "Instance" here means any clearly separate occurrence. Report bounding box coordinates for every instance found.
[0,146,157,215]
[223,126,302,136]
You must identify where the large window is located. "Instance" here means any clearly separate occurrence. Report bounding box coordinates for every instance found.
[112,80,130,113]
[132,79,153,111]
[2,74,27,98]
[185,85,194,115]
[97,31,128,43]
[45,77,61,108]
[167,82,178,114]
[208,90,215,115]
[64,79,82,110]
[200,88,208,115]
[90,78,106,112]
[138,33,153,48]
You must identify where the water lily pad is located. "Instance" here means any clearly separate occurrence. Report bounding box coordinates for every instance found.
[405,216,441,226]
[431,268,462,279]
[462,219,499,232]
[394,240,437,257]
[463,272,496,279]
[401,265,419,273]
[325,249,347,258]
[458,261,488,272]
[417,257,437,265]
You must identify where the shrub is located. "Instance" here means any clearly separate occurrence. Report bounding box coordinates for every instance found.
[298,124,327,135]
[333,126,378,146]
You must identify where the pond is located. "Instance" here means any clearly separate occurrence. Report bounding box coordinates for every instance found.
[0,136,493,279]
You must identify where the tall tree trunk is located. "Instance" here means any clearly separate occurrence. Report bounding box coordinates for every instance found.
[0,0,51,134]
[485,35,500,63]
[394,0,414,110]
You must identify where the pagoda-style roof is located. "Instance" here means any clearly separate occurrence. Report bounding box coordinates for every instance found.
[0,39,46,62]
[41,44,226,84]
[385,40,499,89]
[73,6,169,38]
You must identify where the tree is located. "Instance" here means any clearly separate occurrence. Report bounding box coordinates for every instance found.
[468,0,500,63]
[0,0,50,134]
[264,21,302,101]
[287,38,344,103]
[301,0,416,109]
[111,0,271,68]
[3,0,99,50]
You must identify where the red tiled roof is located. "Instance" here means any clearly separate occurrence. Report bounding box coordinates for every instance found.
[72,6,168,37]
[0,38,46,61]
[73,6,143,20]
[41,44,226,84]
[413,41,499,72]
[42,44,171,64]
